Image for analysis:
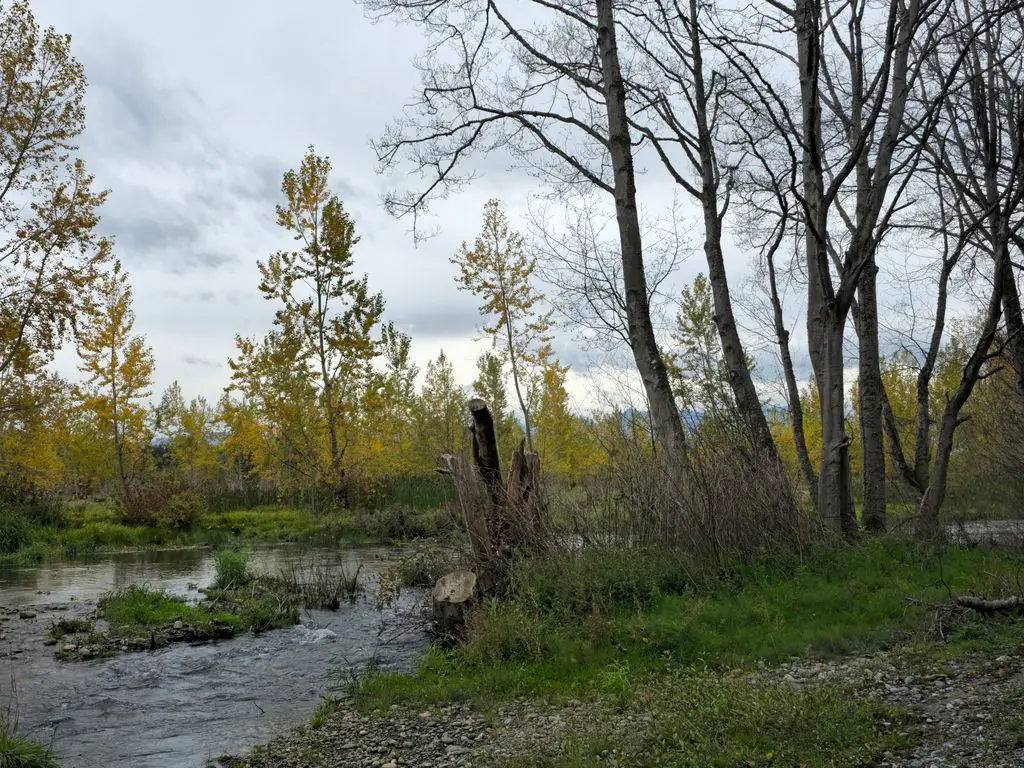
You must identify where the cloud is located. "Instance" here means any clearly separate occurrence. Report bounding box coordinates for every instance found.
[182,354,222,369]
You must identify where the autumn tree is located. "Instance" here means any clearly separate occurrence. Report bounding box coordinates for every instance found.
[454,200,551,452]
[0,1,110,393]
[154,381,219,488]
[76,261,154,502]
[231,147,386,498]
[415,349,466,463]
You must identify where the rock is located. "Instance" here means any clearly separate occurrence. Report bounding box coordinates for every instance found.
[43,638,57,646]
[62,644,77,652]
[432,571,477,638]
[18,610,36,619]
[173,620,184,630]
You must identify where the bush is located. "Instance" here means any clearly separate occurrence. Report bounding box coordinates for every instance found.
[354,504,453,543]
[0,510,30,554]
[513,547,693,623]
[459,600,550,668]
[214,549,253,589]
[154,491,206,529]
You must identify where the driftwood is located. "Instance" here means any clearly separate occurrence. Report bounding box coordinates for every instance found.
[436,398,543,602]
[955,595,1024,614]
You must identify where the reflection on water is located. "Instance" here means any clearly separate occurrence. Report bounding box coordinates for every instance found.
[0,545,428,768]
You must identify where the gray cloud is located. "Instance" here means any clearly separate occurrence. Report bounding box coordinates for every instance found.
[182,354,222,369]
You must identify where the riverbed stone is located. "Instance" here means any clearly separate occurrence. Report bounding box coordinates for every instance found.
[18,610,36,619]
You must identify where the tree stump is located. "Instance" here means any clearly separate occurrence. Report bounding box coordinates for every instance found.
[436,398,543,600]
[432,570,478,639]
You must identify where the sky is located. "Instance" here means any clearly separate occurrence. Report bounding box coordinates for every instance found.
[32,0,804,413]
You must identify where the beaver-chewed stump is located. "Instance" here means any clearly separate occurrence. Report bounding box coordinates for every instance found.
[431,570,478,641]
[435,398,543,611]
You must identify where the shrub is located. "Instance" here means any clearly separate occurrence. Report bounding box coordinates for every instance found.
[154,491,206,529]
[0,510,30,554]
[354,504,453,543]
[214,549,253,589]
[459,600,550,668]
[513,547,693,623]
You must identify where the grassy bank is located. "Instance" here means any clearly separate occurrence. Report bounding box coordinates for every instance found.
[48,550,363,660]
[0,499,454,566]
[343,538,1023,765]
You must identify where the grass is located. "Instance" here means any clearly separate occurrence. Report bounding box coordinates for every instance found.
[0,499,457,565]
[0,717,57,768]
[278,558,362,609]
[498,671,910,767]
[352,536,1024,708]
[350,536,1024,767]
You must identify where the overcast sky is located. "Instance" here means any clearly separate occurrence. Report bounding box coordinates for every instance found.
[33,0,806,412]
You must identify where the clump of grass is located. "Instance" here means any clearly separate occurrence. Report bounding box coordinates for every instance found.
[47,617,94,640]
[310,694,341,729]
[214,549,253,589]
[0,713,58,768]
[97,585,199,629]
[279,558,362,609]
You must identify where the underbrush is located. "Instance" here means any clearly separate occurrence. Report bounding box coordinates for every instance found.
[353,537,1024,710]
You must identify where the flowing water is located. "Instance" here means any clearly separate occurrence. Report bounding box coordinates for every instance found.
[0,545,430,768]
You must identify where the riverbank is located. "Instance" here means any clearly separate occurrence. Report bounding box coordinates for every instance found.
[224,538,1024,767]
[0,544,431,767]
[0,501,453,566]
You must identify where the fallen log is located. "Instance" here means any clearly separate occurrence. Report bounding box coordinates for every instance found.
[955,595,1024,614]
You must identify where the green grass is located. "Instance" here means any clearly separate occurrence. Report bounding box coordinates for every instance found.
[0,718,57,768]
[499,670,910,767]
[346,537,1024,766]
[353,538,1024,709]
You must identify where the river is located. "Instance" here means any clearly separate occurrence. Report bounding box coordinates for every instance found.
[0,545,430,768]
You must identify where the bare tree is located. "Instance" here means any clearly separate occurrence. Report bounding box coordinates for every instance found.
[362,0,691,472]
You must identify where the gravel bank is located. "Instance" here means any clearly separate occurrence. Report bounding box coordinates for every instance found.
[217,648,1024,768]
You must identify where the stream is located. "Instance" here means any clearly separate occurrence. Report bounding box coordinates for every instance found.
[0,545,430,768]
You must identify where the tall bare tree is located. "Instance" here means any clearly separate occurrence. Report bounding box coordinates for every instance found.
[362,0,691,472]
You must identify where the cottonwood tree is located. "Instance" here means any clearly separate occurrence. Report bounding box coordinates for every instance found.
[891,0,1024,532]
[454,200,552,451]
[0,1,110,397]
[529,193,689,354]
[76,261,154,502]
[361,0,691,475]
[415,349,466,461]
[721,0,999,533]
[231,148,386,497]
[154,381,219,488]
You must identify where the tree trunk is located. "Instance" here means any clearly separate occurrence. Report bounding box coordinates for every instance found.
[856,259,886,532]
[596,0,689,474]
[766,237,817,501]
[818,318,857,536]
[1000,258,1024,396]
[687,0,778,466]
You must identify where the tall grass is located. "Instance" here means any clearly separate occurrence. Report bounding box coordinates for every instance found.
[213,549,254,589]
[279,558,362,609]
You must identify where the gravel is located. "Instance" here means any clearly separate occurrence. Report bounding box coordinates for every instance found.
[220,648,1024,768]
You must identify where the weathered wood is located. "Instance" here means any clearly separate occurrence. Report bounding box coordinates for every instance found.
[432,570,478,639]
[469,398,504,508]
[956,595,1024,614]
[437,400,543,602]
